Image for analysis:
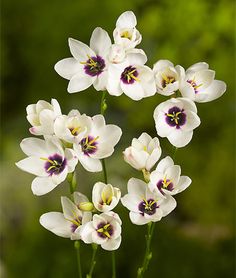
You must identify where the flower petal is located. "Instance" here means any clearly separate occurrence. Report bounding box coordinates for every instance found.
[68,38,95,61]
[90,27,111,56]
[68,73,94,93]
[31,176,58,196]
[54,58,82,80]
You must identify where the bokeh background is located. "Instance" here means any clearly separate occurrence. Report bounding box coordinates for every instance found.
[1,0,235,277]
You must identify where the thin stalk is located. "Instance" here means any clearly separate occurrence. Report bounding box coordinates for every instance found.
[74,241,83,278]
[100,91,116,278]
[67,171,77,194]
[86,244,98,278]
[137,222,156,278]
[172,146,178,160]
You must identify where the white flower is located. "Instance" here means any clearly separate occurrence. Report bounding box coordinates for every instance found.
[26,99,61,136]
[54,110,91,144]
[73,114,122,172]
[179,62,226,103]
[107,52,156,100]
[153,97,201,148]
[113,11,142,50]
[149,156,191,195]
[55,27,111,93]
[16,136,78,195]
[92,182,121,212]
[121,178,176,225]
[153,60,185,96]
[40,194,92,240]
[80,211,122,251]
[123,132,161,171]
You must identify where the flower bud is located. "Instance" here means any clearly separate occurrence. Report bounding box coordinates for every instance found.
[78,202,94,212]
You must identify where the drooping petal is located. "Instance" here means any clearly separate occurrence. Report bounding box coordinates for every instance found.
[54,58,82,80]
[78,154,102,172]
[197,80,226,103]
[39,212,72,238]
[67,73,95,93]
[101,236,121,251]
[31,176,58,196]
[167,129,193,148]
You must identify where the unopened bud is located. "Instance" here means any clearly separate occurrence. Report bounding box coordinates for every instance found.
[78,202,94,212]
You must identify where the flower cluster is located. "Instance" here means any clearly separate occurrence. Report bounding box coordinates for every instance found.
[16,10,226,276]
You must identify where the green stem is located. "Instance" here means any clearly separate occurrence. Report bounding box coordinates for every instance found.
[137,222,156,278]
[112,251,116,278]
[67,171,77,194]
[86,244,98,278]
[74,241,83,278]
[100,91,117,278]
[172,146,178,160]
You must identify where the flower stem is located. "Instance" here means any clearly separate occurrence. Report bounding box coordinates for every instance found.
[67,171,77,194]
[100,91,117,278]
[74,241,83,278]
[172,146,178,160]
[86,244,98,278]
[137,222,156,278]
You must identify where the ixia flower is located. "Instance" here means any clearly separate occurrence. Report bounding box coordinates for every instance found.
[73,114,122,172]
[149,156,191,195]
[113,11,142,50]
[81,211,122,251]
[179,62,226,103]
[121,178,176,225]
[55,27,111,93]
[123,132,161,171]
[40,193,92,239]
[153,60,184,96]
[54,110,91,144]
[26,99,61,136]
[16,136,78,195]
[153,97,201,148]
[92,182,121,212]
[107,52,156,100]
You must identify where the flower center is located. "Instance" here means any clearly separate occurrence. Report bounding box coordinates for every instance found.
[165,106,186,129]
[100,190,113,206]
[157,177,174,194]
[69,126,81,136]
[187,79,202,94]
[138,198,158,216]
[41,154,67,175]
[97,222,113,238]
[81,55,105,77]
[69,216,82,233]
[121,66,139,84]
[80,135,99,156]
[161,74,175,88]
[121,30,132,39]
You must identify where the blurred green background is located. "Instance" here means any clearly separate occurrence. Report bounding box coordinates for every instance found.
[1,0,235,277]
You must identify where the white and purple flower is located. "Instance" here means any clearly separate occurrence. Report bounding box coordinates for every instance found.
[121,178,176,225]
[149,156,191,196]
[153,60,185,96]
[179,62,226,103]
[153,97,201,148]
[55,27,111,93]
[40,193,92,240]
[73,114,122,172]
[16,136,78,195]
[81,212,122,251]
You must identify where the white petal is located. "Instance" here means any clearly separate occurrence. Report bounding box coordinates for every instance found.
[31,176,58,196]
[146,148,162,171]
[167,130,193,148]
[182,111,201,131]
[127,178,146,195]
[101,236,121,251]
[154,114,172,137]
[153,59,174,71]
[121,194,140,212]
[68,38,95,61]
[73,192,89,205]
[54,58,82,80]
[61,196,81,221]
[15,157,47,176]
[116,11,137,28]
[80,222,94,243]
[173,176,192,194]
[90,27,111,55]
[186,62,209,73]
[39,212,72,238]
[68,73,94,93]
[121,81,145,101]
[156,156,174,172]
[129,211,149,225]
[93,72,108,91]
[78,154,102,172]
[20,137,47,156]
[160,195,177,217]
[196,80,226,103]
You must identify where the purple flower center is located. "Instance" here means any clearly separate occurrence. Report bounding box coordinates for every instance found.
[96,222,113,238]
[80,136,98,156]
[157,179,174,195]
[162,75,175,88]
[165,106,186,129]
[44,154,67,175]
[70,216,82,233]
[120,66,138,84]
[83,55,105,77]
[138,198,158,216]
[187,79,202,94]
